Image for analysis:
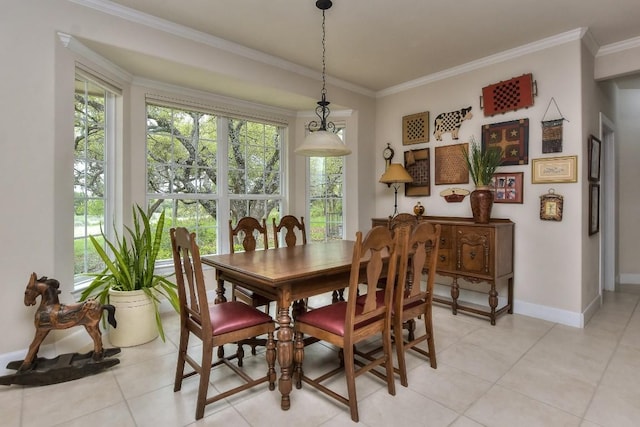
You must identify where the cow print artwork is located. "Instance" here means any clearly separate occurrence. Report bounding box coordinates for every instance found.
[433,107,473,141]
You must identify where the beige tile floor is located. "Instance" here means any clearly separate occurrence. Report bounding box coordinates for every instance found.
[1,289,639,427]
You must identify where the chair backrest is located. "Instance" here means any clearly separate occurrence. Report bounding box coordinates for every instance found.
[229,217,268,253]
[272,215,307,248]
[388,213,419,234]
[170,227,212,337]
[347,225,409,331]
[395,222,441,311]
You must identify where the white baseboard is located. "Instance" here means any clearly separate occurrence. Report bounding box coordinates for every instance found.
[619,274,640,285]
[582,294,603,326]
[513,299,583,327]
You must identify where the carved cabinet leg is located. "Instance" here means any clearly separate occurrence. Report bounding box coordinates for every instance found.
[451,277,459,315]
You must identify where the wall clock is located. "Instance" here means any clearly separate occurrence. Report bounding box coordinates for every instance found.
[383,143,394,168]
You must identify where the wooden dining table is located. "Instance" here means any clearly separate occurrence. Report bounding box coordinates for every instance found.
[201,240,367,411]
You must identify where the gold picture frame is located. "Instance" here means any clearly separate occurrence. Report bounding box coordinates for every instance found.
[540,189,563,221]
[531,155,577,184]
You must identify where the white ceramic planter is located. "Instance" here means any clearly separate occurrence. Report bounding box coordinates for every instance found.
[107,288,158,347]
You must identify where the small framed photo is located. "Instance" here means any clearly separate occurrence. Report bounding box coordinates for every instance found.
[589,183,600,235]
[588,135,601,182]
[491,172,523,203]
[531,155,578,184]
[540,190,563,221]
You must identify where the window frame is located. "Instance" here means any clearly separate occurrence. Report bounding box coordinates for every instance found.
[145,101,286,257]
[305,125,347,242]
[73,72,118,286]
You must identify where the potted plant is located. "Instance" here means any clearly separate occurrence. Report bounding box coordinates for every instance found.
[462,140,503,223]
[80,205,179,347]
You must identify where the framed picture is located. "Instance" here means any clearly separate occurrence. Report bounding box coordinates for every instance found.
[491,172,523,203]
[434,143,469,185]
[404,148,430,196]
[588,135,601,182]
[482,118,529,165]
[589,183,600,235]
[540,190,563,221]
[531,155,578,183]
[403,112,429,145]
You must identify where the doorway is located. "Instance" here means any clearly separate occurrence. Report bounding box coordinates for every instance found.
[600,113,616,292]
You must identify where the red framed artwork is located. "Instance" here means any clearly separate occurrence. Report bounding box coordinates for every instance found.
[491,172,524,203]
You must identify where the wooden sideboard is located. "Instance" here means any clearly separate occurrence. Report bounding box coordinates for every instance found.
[372,216,514,325]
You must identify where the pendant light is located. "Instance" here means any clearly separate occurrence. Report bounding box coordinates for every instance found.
[295,0,352,157]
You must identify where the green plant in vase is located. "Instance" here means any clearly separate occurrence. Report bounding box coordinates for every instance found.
[80,205,179,344]
[462,139,503,223]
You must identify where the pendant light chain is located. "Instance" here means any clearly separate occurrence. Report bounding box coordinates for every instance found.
[321,9,327,98]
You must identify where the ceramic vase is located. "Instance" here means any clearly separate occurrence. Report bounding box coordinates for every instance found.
[470,186,493,224]
[107,288,158,347]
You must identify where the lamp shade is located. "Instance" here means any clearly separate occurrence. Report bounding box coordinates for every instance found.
[295,130,352,157]
[379,163,413,184]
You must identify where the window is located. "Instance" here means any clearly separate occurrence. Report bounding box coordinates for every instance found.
[146,103,284,257]
[308,127,346,242]
[73,75,115,279]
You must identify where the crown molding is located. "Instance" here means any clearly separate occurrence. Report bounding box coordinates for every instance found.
[377,28,585,98]
[581,28,600,57]
[136,76,296,122]
[57,32,133,82]
[69,0,375,98]
[597,35,640,57]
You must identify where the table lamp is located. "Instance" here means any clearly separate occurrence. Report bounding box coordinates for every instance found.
[379,163,413,217]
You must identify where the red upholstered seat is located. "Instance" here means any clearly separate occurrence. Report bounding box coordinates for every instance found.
[294,301,381,336]
[209,301,273,336]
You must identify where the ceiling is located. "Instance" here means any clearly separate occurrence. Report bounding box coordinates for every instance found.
[79,0,640,108]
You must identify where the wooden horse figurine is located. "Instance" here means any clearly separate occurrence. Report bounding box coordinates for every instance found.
[20,272,117,371]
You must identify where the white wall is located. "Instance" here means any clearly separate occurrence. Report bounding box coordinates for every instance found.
[375,40,597,325]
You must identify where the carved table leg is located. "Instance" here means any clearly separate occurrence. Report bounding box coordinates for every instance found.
[215,274,227,359]
[488,283,498,325]
[276,304,293,410]
[451,277,459,315]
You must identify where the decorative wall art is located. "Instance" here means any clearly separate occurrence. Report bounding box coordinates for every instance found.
[531,155,578,183]
[434,143,469,185]
[541,97,568,153]
[480,73,537,116]
[403,111,429,145]
[432,107,473,141]
[588,134,601,182]
[482,118,529,165]
[589,183,600,235]
[491,172,524,203]
[404,148,430,196]
[540,188,563,221]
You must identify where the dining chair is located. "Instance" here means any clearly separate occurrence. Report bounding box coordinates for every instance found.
[272,215,307,248]
[392,221,441,386]
[170,227,276,420]
[229,217,273,313]
[292,225,408,422]
[354,221,440,387]
[388,212,419,233]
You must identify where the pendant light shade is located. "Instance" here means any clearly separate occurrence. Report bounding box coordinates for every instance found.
[295,0,351,157]
[295,130,351,157]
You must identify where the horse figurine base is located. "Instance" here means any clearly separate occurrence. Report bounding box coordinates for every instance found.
[0,272,120,386]
[0,348,121,386]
